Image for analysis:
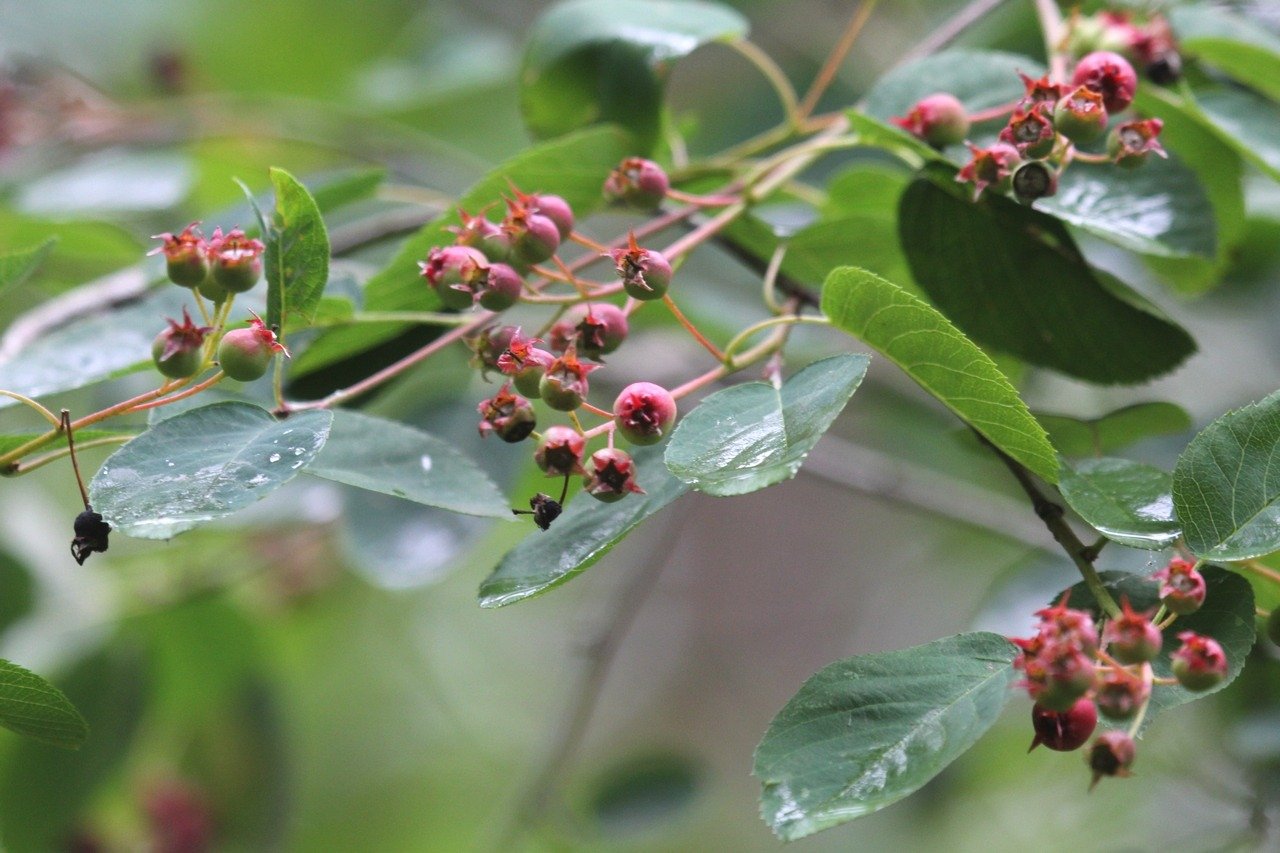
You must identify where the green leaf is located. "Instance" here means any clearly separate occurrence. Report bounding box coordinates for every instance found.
[478,446,688,607]
[265,167,330,333]
[308,167,386,213]
[304,410,510,518]
[863,50,1040,134]
[0,238,56,294]
[89,402,333,540]
[1064,567,1254,726]
[1192,86,1280,182]
[754,632,1017,840]
[1058,457,1180,550]
[1172,5,1280,102]
[821,266,1059,483]
[1173,390,1280,561]
[898,175,1196,385]
[520,0,749,149]
[664,354,869,495]
[845,111,946,166]
[1035,401,1191,457]
[0,659,87,749]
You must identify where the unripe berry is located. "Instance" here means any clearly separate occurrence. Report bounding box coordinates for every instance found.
[1012,161,1059,205]
[467,325,519,378]
[583,447,645,503]
[550,303,629,360]
[1152,557,1206,615]
[1095,670,1150,721]
[197,274,229,304]
[1054,86,1109,144]
[497,331,556,398]
[1072,50,1138,114]
[1029,698,1097,752]
[1171,631,1227,691]
[613,382,677,446]
[1088,731,1136,789]
[528,193,574,240]
[149,222,209,288]
[206,227,264,293]
[1035,598,1099,656]
[603,158,669,209]
[891,92,970,148]
[152,309,212,379]
[217,314,287,381]
[476,384,536,443]
[1108,118,1167,168]
[420,245,487,310]
[999,104,1057,159]
[1104,597,1162,664]
[476,262,524,311]
[1017,72,1065,110]
[534,425,586,476]
[450,209,512,261]
[504,200,561,265]
[956,143,1021,200]
[539,347,598,411]
[610,232,672,301]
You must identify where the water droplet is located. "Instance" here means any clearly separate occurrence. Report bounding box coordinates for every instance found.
[268,452,281,463]
[292,447,304,456]
[420,455,433,472]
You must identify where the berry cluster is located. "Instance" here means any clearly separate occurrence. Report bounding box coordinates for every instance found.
[1065,9,1181,85]
[893,48,1167,204]
[1011,557,1226,788]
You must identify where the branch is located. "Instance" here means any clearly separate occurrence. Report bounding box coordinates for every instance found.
[894,0,1010,68]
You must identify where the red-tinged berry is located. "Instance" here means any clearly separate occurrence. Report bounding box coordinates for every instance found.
[503,199,561,265]
[477,384,536,443]
[149,222,209,288]
[956,142,1021,200]
[539,347,599,411]
[197,274,229,304]
[467,325,519,378]
[1054,86,1109,144]
[217,313,288,381]
[143,779,214,853]
[1035,596,1099,655]
[1152,557,1206,615]
[610,232,672,301]
[152,308,212,379]
[1012,160,1058,205]
[498,331,557,398]
[71,507,110,565]
[549,303,629,360]
[999,104,1057,159]
[1105,596,1162,664]
[534,425,587,476]
[420,245,487,310]
[1067,12,1134,57]
[613,382,677,446]
[1171,631,1227,691]
[1022,642,1097,711]
[450,208,512,261]
[475,262,524,311]
[527,192,575,240]
[603,157,669,209]
[1088,731,1136,789]
[206,227,264,294]
[891,92,969,148]
[1108,117,1167,168]
[1095,669,1150,720]
[1029,698,1097,752]
[1018,73,1065,110]
[1073,50,1138,114]
[583,447,645,503]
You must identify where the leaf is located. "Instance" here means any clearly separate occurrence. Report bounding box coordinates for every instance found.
[845,111,947,166]
[1173,390,1280,561]
[1036,152,1217,259]
[821,266,1059,484]
[1192,86,1280,182]
[520,0,749,149]
[0,659,87,749]
[265,167,330,333]
[664,354,869,495]
[89,402,333,540]
[754,632,1018,840]
[0,238,56,293]
[1171,5,1280,102]
[1064,567,1254,727]
[478,446,688,607]
[898,175,1197,385]
[1035,401,1192,457]
[304,410,510,518]
[1058,457,1180,550]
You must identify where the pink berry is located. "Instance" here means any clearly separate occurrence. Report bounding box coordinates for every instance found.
[420,245,487,310]
[891,92,970,148]
[955,142,1021,200]
[583,447,645,503]
[1152,557,1206,615]
[1088,731,1136,788]
[476,262,524,311]
[549,303,629,360]
[534,425,586,476]
[610,232,672,301]
[148,222,209,288]
[1072,50,1138,114]
[1104,597,1162,664]
[476,384,536,443]
[603,157,669,209]
[1029,698,1097,752]
[539,347,599,411]
[206,226,264,293]
[1171,631,1227,691]
[613,382,677,446]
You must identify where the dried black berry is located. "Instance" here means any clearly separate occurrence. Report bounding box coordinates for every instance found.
[71,507,110,565]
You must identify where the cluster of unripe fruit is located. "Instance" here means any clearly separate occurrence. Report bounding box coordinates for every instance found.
[1010,558,1227,788]
[149,223,286,382]
[893,49,1166,204]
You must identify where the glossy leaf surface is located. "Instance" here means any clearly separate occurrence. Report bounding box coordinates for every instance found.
[1058,457,1180,550]
[265,167,330,333]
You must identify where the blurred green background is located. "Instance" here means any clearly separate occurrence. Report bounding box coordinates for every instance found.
[1,0,1279,850]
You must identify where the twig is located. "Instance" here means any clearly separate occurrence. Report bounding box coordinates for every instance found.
[61,410,91,509]
[796,0,881,119]
[895,0,1010,68]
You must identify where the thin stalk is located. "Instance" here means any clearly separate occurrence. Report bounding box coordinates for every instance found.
[0,390,62,427]
[4,435,132,475]
[730,39,800,125]
[796,0,880,119]
[662,293,724,361]
[1034,0,1069,82]
[61,410,90,508]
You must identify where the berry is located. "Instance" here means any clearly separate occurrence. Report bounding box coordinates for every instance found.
[1088,731,1136,789]
[549,303,629,360]
[1073,50,1138,114]
[197,274,229,304]
[467,325,519,378]
[1107,118,1167,168]
[149,222,209,288]
[217,314,287,381]
[498,331,556,398]
[1054,86,1109,144]
[152,308,212,379]
[1029,698,1097,752]
[1017,72,1064,110]
[1095,669,1150,721]
[891,93,970,148]
[420,245,487,310]
[522,492,563,531]
[1104,597,1162,664]
[955,143,1021,200]
[1152,557,1206,615]
[610,233,672,301]
[527,192,575,240]
[1012,161,1058,205]
[476,384,536,443]
[613,382,678,446]
[70,507,110,565]
[1020,641,1096,711]
[450,208,512,261]
[503,199,561,265]
[1171,631,1227,691]
[206,227,264,293]
[539,347,599,411]
[475,262,524,311]
[1035,597,1099,655]
[583,448,645,503]
[534,425,586,476]
[603,157,669,209]
[999,104,1056,159]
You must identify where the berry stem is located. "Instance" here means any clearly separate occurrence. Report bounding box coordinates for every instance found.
[1237,559,1280,587]
[661,293,725,361]
[125,371,226,413]
[0,390,62,427]
[568,231,609,253]
[61,410,91,509]
[579,402,613,420]
[321,311,475,327]
[795,0,880,120]
[1125,665,1153,737]
[664,189,743,207]
[721,315,830,365]
[2,435,132,476]
[968,99,1021,123]
[1033,0,1070,83]
[729,38,800,126]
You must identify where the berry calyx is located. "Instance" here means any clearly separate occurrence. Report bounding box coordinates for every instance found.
[1072,50,1138,114]
[450,209,511,261]
[1029,698,1097,752]
[583,447,645,503]
[999,104,1057,159]
[420,245,487,310]
[1054,86,1109,144]
[534,425,587,476]
[498,330,556,398]
[1018,72,1064,110]
[152,308,212,379]
[613,382,677,446]
[217,313,287,381]
[610,232,672,301]
[1095,669,1150,721]
[467,325,519,378]
[1088,731,1136,789]
[603,157,669,210]
[1104,596,1162,664]
[476,384,537,443]
[956,143,1021,200]
[1152,557,1206,615]
[1171,631,1227,692]
[539,347,599,411]
[549,303,629,360]
[1012,161,1058,205]
[206,227,264,294]
[891,92,970,148]
[1107,118,1167,168]
[149,222,209,288]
